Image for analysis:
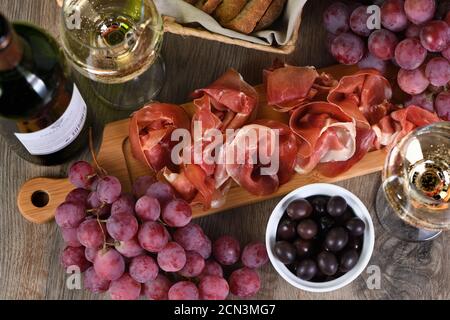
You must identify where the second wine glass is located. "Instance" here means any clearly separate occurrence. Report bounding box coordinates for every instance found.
[60,0,165,110]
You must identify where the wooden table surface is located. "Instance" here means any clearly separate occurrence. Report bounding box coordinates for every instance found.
[0,0,448,300]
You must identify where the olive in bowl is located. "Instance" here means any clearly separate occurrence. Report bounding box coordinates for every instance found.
[266,183,375,293]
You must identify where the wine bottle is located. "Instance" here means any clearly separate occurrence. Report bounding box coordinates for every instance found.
[0,13,90,166]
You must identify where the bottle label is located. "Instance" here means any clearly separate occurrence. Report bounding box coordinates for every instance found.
[14,85,87,156]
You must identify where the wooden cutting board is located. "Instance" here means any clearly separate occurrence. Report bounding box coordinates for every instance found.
[17,65,388,224]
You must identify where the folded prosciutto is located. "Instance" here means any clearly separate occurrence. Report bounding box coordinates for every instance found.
[372,105,441,150]
[129,103,190,172]
[224,121,298,196]
[328,69,394,125]
[265,64,337,112]
[191,69,259,130]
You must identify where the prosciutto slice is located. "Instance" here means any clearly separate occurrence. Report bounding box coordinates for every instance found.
[328,69,393,125]
[224,124,282,196]
[191,69,259,130]
[289,102,358,175]
[129,103,190,172]
[372,105,441,150]
[265,64,337,112]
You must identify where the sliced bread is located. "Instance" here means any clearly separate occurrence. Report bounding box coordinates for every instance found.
[224,0,273,34]
[195,0,223,14]
[254,0,286,31]
[213,0,248,24]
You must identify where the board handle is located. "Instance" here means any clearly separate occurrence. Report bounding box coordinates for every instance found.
[17,177,73,224]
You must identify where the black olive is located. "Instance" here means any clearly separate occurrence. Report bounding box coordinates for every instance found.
[287,199,313,220]
[277,219,297,241]
[345,218,366,236]
[327,196,348,217]
[274,241,296,265]
[324,227,349,252]
[297,219,318,240]
[339,249,360,272]
[296,259,318,281]
[317,251,338,276]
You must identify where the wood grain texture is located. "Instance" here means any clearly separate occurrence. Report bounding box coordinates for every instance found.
[0,0,449,300]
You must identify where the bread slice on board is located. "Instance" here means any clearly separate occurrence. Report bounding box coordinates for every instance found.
[254,0,286,31]
[195,0,223,14]
[224,0,273,34]
[214,0,248,24]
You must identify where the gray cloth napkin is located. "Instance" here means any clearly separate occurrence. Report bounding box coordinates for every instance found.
[154,0,307,46]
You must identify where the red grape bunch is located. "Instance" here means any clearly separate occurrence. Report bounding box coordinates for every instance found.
[324,0,449,120]
[57,161,269,300]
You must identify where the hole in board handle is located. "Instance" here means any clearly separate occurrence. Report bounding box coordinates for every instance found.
[31,190,50,208]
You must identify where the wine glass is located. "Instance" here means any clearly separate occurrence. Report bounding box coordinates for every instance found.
[60,0,165,110]
[376,122,450,242]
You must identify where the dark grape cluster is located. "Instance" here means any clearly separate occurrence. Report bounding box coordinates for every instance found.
[57,161,268,300]
[324,0,449,120]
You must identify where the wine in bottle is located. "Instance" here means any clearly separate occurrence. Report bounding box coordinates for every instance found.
[0,13,90,166]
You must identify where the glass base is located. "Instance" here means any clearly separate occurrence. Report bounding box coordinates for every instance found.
[375,186,441,242]
[89,55,165,111]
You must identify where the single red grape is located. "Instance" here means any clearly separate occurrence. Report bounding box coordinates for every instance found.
[157,242,187,272]
[129,255,159,283]
[179,251,205,278]
[395,38,427,70]
[55,202,86,229]
[398,67,430,94]
[168,281,199,300]
[77,219,105,249]
[435,91,450,120]
[132,175,156,198]
[146,182,175,206]
[404,0,436,25]
[143,274,172,300]
[94,248,125,281]
[68,161,95,189]
[111,193,135,216]
[61,246,91,272]
[406,92,435,112]
[425,57,450,86]
[349,6,371,37]
[106,211,138,241]
[84,266,110,293]
[115,237,145,258]
[97,176,122,204]
[368,29,399,61]
[331,32,365,65]
[108,273,141,300]
[199,259,224,279]
[162,199,192,227]
[195,237,212,259]
[241,242,269,269]
[138,221,170,253]
[66,188,90,205]
[213,235,241,266]
[85,247,100,263]
[173,223,207,252]
[61,227,82,247]
[229,267,261,298]
[199,276,229,300]
[323,2,350,35]
[420,20,449,52]
[358,53,388,74]
[381,0,409,32]
[135,195,161,222]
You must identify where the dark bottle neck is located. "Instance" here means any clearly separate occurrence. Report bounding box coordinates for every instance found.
[0,13,23,71]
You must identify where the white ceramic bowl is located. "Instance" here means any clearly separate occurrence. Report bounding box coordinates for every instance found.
[266,183,375,293]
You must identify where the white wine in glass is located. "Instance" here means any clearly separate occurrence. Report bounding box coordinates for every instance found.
[60,0,164,109]
[376,122,450,242]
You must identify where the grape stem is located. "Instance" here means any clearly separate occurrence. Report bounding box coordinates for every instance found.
[89,127,108,178]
